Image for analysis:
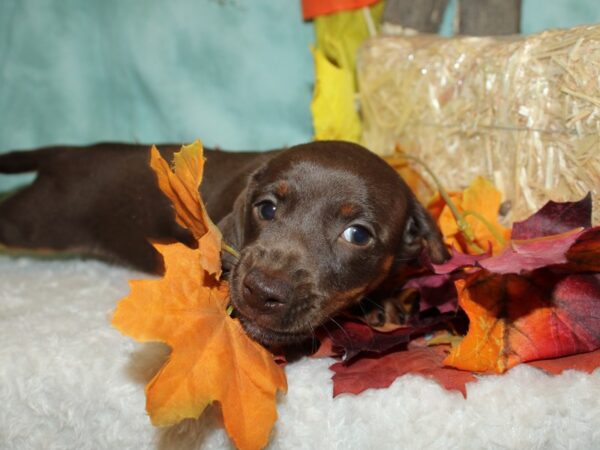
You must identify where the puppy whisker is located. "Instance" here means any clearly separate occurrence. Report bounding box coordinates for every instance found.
[320,323,337,346]
[361,296,385,312]
[306,322,319,354]
[326,316,352,344]
[355,301,370,318]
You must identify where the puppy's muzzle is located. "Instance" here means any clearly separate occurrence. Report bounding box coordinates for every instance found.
[242,267,292,312]
[231,244,321,344]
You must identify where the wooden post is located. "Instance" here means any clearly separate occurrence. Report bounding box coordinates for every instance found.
[382,0,449,33]
[457,0,521,36]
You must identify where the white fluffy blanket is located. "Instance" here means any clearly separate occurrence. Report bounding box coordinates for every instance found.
[2,255,600,449]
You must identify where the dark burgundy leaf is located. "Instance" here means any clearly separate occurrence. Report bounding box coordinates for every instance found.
[404,273,459,313]
[512,193,591,239]
[430,247,490,274]
[319,315,451,361]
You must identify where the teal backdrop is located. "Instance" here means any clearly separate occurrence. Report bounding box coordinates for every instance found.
[1,0,599,191]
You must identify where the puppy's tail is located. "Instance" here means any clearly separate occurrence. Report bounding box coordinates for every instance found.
[0,148,55,174]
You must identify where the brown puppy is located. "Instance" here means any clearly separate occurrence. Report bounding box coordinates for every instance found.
[0,140,448,345]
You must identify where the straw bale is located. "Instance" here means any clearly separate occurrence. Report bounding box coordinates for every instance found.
[359,25,600,224]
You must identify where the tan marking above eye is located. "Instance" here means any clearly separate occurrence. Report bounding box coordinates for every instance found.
[276,181,288,197]
[339,203,357,217]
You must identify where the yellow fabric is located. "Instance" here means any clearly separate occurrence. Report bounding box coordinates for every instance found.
[311,47,362,143]
[310,3,384,143]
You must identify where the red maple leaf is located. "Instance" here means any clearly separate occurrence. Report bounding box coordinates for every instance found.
[528,348,600,375]
[331,340,477,397]
[315,315,454,361]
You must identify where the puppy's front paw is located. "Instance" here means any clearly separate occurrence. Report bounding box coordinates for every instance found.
[362,288,420,328]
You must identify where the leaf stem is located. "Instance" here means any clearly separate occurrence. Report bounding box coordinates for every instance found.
[222,242,240,259]
[462,209,507,248]
[396,149,484,254]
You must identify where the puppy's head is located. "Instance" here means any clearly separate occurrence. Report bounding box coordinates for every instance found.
[221,141,447,346]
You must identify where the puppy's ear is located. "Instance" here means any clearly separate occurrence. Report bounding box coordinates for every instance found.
[217,187,249,271]
[402,200,449,264]
[217,165,265,259]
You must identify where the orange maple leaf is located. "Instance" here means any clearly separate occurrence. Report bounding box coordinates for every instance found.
[149,143,222,277]
[112,141,287,450]
[432,177,511,255]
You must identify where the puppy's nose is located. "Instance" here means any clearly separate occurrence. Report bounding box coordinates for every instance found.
[242,268,291,312]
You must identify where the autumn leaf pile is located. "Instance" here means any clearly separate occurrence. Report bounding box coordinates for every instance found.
[112,142,600,449]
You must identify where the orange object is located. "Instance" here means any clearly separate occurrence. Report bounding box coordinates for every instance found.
[433,177,511,255]
[444,271,600,374]
[112,142,287,450]
[149,144,222,276]
[301,0,379,19]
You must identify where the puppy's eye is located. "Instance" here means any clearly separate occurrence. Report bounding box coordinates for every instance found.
[256,200,277,221]
[341,225,372,246]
